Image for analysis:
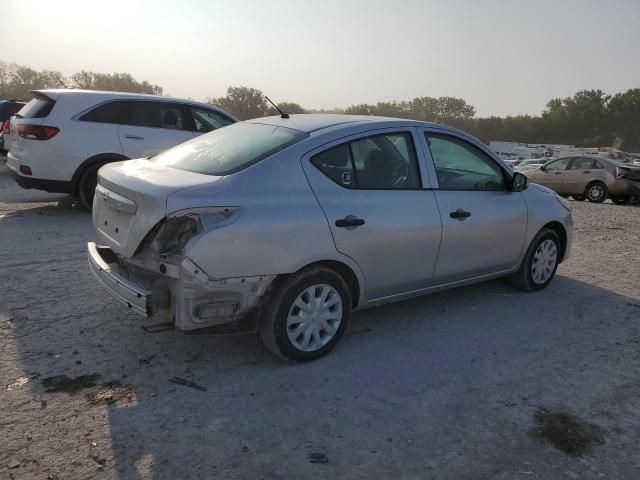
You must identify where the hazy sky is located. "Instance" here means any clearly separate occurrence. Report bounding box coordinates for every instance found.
[3,0,639,116]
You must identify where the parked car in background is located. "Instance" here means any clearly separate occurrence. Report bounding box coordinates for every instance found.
[519,156,640,204]
[6,90,237,208]
[88,115,572,361]
[0,99,26,154]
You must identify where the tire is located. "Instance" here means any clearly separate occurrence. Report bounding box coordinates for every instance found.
[259,266,352,362]
[585,181,608,203]
[611,196,631,205]
[78,163,107,210]
[572,195,586,201]
[509,228,561,292]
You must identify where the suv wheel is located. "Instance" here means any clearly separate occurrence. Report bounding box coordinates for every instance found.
[259,266,351,362]
[78,163,107,210]
[509,228,561,292]
[585,182,608,203]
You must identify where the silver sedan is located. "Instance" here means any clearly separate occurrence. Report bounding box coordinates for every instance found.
[88,115,573,361]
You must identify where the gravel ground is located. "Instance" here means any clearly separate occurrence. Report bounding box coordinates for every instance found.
[0,161,639,480]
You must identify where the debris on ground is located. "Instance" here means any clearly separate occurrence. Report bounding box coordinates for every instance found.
[86,381,135,406]
[41,374,101,393]
[531,408,605,456]
[4,373,40,391]
[169,376,207,391]
[308,452,328,464]
[7,458,21,469]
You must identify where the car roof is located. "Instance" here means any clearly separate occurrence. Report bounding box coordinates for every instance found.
[246,113,437,134]
[30,89,227,114]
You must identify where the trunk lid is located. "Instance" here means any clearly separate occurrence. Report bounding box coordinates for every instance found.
[93,159,222,258]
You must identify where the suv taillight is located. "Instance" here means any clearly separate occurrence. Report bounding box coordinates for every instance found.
[1,120,8,133]
[17,124,59,140]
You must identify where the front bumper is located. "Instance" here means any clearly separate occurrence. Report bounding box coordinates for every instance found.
[88,242,152,316]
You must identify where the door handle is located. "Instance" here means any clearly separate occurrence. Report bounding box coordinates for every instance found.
[554,172,562,175]
[582,170,591,173]
[450,209,471,220]
[335,215,365,228]
[124,134,144,140]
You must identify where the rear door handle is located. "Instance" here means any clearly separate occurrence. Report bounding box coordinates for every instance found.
[450,209,471,220]
[124,134,144,140]
[554,172,562,175]
[583,170,591,173]
[335,215,365,228]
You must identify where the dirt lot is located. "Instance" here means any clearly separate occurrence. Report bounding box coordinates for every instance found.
[1,161,639,480]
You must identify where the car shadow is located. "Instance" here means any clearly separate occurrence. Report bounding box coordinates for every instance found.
[3,258,640,478]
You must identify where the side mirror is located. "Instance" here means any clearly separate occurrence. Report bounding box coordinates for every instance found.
[511,172,528,192]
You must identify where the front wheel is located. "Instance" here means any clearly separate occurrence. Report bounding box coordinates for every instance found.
[585,182,608,203]
[259,267,351,362]
[509,229,561,292]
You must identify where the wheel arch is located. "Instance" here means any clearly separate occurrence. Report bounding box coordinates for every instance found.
[71,153,129,194]
[292,260,362,309]
[541,221,567,263]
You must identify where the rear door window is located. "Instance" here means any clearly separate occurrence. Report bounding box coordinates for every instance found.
[119,101,192,130]
[311,132,421,190]
[80,101,125,124]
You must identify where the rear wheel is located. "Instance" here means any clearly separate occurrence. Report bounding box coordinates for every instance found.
[509,228,561,292]
[611,196,631,205]
[259,266,351,362]
[78,163,107,210]
[585,182,607,203]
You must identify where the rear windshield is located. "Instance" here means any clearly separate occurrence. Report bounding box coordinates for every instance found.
[152,122,308,175]
[17,96,56,119]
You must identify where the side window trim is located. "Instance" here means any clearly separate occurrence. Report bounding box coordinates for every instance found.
[421,128,511,191]
[308,129,424,191]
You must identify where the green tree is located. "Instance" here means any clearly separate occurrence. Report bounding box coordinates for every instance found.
[608,89,640,151]
[209,86,272,120]
[542,90,613,147]
[70,70,162,95]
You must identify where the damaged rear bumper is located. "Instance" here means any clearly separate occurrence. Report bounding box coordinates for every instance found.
[88,242,152,316]
[87,242,275,331]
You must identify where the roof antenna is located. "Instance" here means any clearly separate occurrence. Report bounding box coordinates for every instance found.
[264,95,289,118]
[53,73,68,88]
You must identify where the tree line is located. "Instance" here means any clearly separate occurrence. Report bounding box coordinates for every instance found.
[2,60,639,151]
[0,60,162,99]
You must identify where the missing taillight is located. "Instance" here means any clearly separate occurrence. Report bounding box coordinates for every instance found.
[17,124,59,140]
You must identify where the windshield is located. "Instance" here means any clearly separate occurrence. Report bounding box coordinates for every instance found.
[152,122,308,175]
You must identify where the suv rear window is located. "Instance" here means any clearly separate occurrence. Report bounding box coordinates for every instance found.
[17,96,56,119]
[152,122,308,175]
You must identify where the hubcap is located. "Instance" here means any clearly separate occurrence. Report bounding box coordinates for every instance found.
[588,184,604,200]
[531,239,558,285]
[286,284,342,352]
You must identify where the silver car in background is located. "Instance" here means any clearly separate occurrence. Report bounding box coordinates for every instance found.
[88,115,573,361]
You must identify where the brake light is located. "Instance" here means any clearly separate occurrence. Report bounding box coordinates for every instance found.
[1,120,8,133]
[17,124,59,140]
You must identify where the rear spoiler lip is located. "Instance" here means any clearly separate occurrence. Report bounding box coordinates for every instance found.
[29,90,60,102]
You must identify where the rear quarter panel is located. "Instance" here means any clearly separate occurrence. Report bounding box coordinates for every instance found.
[169,146,365,286]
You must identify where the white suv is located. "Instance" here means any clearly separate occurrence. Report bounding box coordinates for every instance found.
[6,89,237,207]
